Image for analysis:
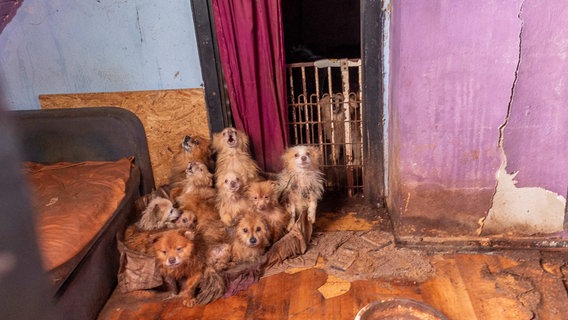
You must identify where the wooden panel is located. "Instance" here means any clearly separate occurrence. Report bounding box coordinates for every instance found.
[39,89,210,188]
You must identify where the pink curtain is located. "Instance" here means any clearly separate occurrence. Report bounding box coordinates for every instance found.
[211,0,289,173]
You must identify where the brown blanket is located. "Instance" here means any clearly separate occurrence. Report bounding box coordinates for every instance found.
[24,158,131,271]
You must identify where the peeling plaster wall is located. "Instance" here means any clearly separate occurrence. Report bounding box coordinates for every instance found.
[482,1,568,235]
[0,0,203,110]
[502,2,568,196]
[387,0,568,237]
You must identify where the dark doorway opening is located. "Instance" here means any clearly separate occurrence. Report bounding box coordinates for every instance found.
[282,0,361,62]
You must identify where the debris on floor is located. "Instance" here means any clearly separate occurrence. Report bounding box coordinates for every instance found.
[317,274,351,299]
[264,229,435,284]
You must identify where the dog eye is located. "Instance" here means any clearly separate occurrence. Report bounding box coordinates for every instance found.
[161,250,167,254]
[182,218,188,223]
[256,227,262,232]
[194,139,200,145]
[176,247,183,252]
[295,153,299,158]
[243,228,248,233]
[225,179,229,183]
[306,152,310,156]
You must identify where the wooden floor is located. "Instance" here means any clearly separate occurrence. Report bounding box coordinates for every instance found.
[99,198,568,320]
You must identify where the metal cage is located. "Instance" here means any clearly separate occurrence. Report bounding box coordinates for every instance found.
[286,58,364,196]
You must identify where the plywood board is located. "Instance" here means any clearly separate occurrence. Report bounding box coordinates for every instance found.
[39,89,210,188]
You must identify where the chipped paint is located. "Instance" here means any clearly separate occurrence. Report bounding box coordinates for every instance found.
[483,1,566,235]
[483,168,566,235]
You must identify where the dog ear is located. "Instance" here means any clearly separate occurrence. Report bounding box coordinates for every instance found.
[259,217,272,240]
[212,131,223,151]
[269,180,278,190]
[156,186,169,199]
[237,129,250,151]
[151,203,162,216]
[307,146,322,162]
[148,232,162,244]
[182,135,192,151]
[181,229,195,241]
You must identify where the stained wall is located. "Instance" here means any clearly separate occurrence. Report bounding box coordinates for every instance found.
[388,1,568,237]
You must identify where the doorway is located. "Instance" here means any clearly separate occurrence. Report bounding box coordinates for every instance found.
[190,0,384,203]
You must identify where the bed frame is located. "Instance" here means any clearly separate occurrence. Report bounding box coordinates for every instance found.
[10,107,155,319]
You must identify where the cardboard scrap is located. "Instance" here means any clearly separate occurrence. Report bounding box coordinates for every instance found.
[116,237,162,293]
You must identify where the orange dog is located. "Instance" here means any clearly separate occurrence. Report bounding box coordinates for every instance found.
[247,180,288,244]
[170,161,214,201]
[212,127,261,187]
[169,134,213,186]
[230,212,271,264]
[152,228,205,307]
[216,170,250,227]
[278,145,325,228]
[175,161,219,224]
[168,210,198,229]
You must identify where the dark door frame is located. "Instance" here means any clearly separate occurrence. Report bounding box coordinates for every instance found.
[360,0,384,204]
[190,0,230,134]
[190,0,384,203]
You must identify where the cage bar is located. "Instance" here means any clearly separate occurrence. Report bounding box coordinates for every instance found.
[286,58,364,196]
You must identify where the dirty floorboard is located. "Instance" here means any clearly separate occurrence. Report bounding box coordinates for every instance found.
[99,196,568,320]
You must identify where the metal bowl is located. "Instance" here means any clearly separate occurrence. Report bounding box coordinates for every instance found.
[355,298,449,320]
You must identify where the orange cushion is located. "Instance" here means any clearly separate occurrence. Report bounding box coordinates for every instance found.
[24,158,132,271]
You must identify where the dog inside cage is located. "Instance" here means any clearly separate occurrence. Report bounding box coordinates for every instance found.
[286,59,364,196]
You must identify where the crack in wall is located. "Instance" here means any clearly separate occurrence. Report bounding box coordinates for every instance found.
[496,0,525,173]
[482,0,566,235]
[482,1,525,235]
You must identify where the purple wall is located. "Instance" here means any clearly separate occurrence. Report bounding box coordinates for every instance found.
[504,1,568,196]
[388,1,538,236]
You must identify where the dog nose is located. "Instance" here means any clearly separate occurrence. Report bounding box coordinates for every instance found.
[301,155,307,161]
[168,257,176,265]
[249,237,257,244]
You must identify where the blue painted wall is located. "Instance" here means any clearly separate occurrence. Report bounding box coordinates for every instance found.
[0,0,203,110]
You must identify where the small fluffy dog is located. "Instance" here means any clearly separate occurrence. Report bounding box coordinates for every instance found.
[174,161,219,224]
[216,170,250,226]
[247,180,288,243]
[320,93,362,166]
[135,194,182,231]
[169,161,214,200]
[152,228,206,307]
[212,127,261,187]
[168,210,198,229]
[124,209,196,254]
[169,134,214,185]
[320,93,345,151]
[230,212,271,264]
[278,145,325,227]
